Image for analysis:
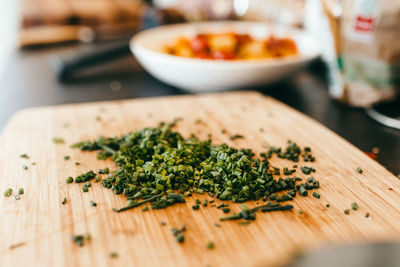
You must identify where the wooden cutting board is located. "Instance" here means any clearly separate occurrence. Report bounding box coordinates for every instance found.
[1,91,399,267]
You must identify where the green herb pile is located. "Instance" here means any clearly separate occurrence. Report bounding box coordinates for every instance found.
[70,122,320,211]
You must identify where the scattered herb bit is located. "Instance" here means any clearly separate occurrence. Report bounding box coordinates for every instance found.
[66,177,74,184]
[221,129,227,134]
[203,200,208,207]
[222,208,230,213]
[365,212,370,218]
[62,197,67,205]
[127,199,137,206]
[299,187,308,196]
[4,188,12,197]
[192,204,200,210]
[71,234,90,247]
[299,210,303,214]
[75,162,80,165]
[90,200,97,207]
[20,154,29,159]
[15,195,21,200]
[207,241,215,249]
[110,252,118,258]
[260,205,293,213]
[176,233,184,243]
[112,194,163,212]
[326,204,330,208]
[161,221,166,226]
[300,166,312,175]
[351,202,358,210]
[238,221,251,226]
[98,167,109,174]
[84,182,92,188]
[94,176,102,183]
[32,162,36,165]
[64,155,70,160]
[75,171,96,183]
[312,192,320,199]
[142,206,149,212]
[214,223,221,227]
[356,167,363,174]
[171,227,185,243]
[18,188,24,195]
[9,242,26,250]
[22,164,28,170]
[82,186,89,193]
[52,137,65,144]
[229,134,244,141]
[344,209,350,215]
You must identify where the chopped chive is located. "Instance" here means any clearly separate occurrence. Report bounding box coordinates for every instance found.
[192,204,200,210]
[82,186,89,193]
[142,206,149,212]
[64,155,70,160]
[300,166,312,175]
[326,204,330,208]
[214,223,221,227]
[176,233,184,243]
[344,209,350,215]
[71,234,90,247]
[15,195,21,200]
[207,241,215,249]
[22,165,28,170]
[66,177,74,183]
[238,221,251,226]
[356,167,363,174]
[351,202,358,210]
[90,200,97,207]
[299,210,303,214]
[312,192,320,199]
[97,168,109,174]
[62,197,67,205]
[222,208,230,213]
[365,212,370,218]
[299,186,308,196]
[75,162,80,165]
[18,188,24,195]
[110,252,118,258]
[161,221,166,226]
[20,154,29,159]
[229,134,244,140]
[260,205,293,213]
[112,194,163,212]
[4,188,12,197]
[52,137,65,144]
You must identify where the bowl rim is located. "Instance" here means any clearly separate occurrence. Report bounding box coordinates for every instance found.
[130,21,320,67]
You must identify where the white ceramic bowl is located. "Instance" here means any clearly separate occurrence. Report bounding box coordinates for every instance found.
[131,21,320,92]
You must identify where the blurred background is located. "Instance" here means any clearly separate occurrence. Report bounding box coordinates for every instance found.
[0,0,399,176]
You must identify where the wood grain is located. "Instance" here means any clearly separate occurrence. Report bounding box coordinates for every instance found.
[1,91,399,267]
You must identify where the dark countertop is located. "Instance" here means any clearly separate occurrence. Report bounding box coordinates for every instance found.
[1,43,399,175]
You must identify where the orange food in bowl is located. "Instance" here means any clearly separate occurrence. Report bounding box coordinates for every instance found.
[165,33,298,60]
